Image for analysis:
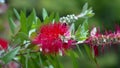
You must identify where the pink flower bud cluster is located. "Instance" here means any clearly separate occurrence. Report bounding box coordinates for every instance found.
[85,27,120,46]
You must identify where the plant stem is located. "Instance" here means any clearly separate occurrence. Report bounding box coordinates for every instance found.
[16,50,39,56]
[25,50,29,68]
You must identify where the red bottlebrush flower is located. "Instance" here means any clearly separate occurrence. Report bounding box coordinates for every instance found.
[0,38,8,50]
[33,23,73,55]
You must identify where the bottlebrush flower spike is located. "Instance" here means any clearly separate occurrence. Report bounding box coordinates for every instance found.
[33,23,73,55]
[85,27,99,56]
[0,38,8,50]
[85,26,120,56]
[85,26,120,46]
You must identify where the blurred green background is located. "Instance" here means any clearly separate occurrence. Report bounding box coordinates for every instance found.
[7,0,120,29]
[1,0,120,68]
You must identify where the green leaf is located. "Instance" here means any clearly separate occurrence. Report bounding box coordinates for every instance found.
[55,56,64,68]
[17,32,29,41]
[44,16,50,24]
[32,9,37,23]
[44,12,54,24]
[27,9,36,32]
[80,20,88,39]
[75,25,81,39]
[42,8,48,21]
[8,17,16,34]
[13,8,20,20]
[69,23,75,36]
[29,53,42,68]
[86,8,95,17]
[31,18,42,30]
[38,52,43,68]
[36,18,42,28]
[2,47,20,64]
[84,45,93,61]
[69,50,79,68]
[25,50,30,68]
[80,3,94,18]
[20,55,26,67]
[76,45,84,57]
[75,19,88,41]
[55,13,60,22]
[49,12,55,22]
[82,19,88,30]
[13,32,29,44]
[46,55,63,68]
[20,11,27,34]
[82,3,88,13]
[13,36,22,45]
[28,58,39,68]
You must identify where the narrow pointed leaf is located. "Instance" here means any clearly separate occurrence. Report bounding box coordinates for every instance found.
[76,45,84,57]
[8,17,16,34]
[2,47,20,64]
[13,8,20,20]
[17,32,29,41]
[49,12,55,22]
[20,11,27,34]
[55,13,60,22]
[75,19,88,41]
[84,45,93,61]
[69,50,79,68]
[27,9,36,32]
[36,18,42,28]
[82,3,88,13]
[70,23,75,36]
[42,8,48,21]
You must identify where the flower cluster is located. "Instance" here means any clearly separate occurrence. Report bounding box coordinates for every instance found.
[33,23,73,55]
[59,6,94,24]
[59,14,78,23]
